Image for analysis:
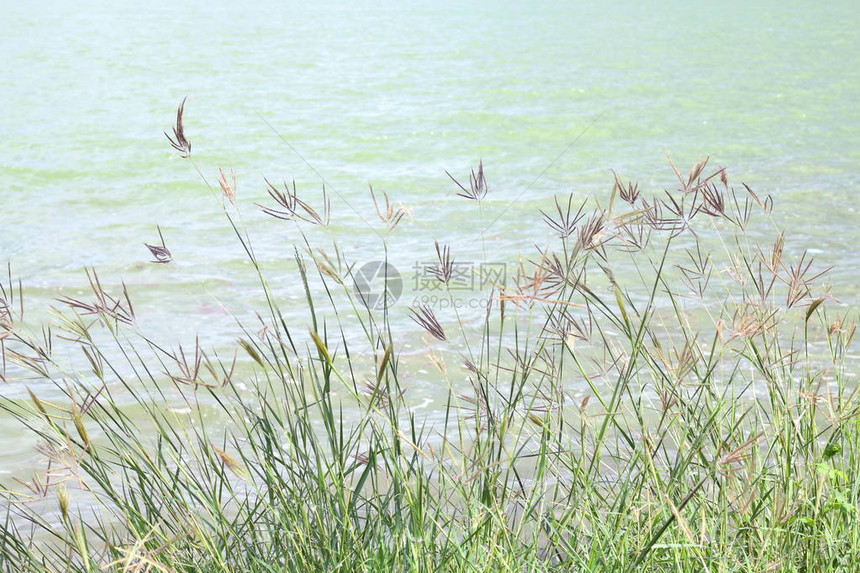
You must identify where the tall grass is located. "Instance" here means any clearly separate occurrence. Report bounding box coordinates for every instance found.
[0,103,858,572]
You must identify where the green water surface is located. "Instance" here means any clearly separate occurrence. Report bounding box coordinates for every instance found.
[1,0,858,478]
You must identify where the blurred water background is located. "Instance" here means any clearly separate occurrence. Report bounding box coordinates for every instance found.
[1,0,858,479]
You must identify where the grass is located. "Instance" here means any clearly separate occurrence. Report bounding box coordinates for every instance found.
[0,101,858,572]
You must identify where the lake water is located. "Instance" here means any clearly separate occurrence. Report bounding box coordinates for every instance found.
[1,0,858,479]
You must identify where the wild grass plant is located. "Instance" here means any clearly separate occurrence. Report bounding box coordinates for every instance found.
[0,101,858,572]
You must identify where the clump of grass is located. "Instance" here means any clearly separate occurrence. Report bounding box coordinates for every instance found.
[0,101,858,572]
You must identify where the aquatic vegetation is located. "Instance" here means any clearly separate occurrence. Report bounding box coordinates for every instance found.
[0,100,857,572]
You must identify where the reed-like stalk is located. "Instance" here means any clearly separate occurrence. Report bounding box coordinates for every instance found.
[0,102,857,572]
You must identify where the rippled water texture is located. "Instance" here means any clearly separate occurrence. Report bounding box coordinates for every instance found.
[1,0,858,473]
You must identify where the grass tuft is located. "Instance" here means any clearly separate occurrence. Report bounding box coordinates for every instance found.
[1,106,858,572]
